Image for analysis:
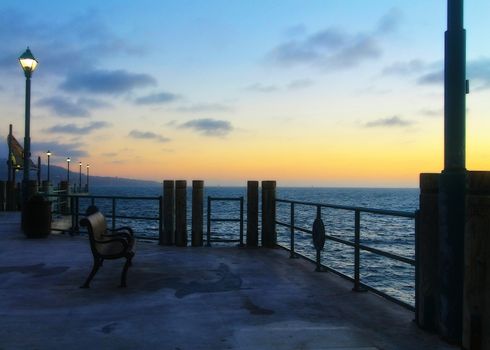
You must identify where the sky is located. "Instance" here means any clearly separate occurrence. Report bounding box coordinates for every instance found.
[0,0,489,187]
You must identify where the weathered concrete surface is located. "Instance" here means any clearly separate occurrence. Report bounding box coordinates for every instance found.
[0,212,457,350]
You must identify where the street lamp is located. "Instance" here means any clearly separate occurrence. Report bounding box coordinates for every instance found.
[46,150,51,182]
[86,164,90,192]
[66,157,71,183]
[79,161,82,192]
[19,47,38,207]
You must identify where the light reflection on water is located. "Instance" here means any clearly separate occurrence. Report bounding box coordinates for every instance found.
[84,186,418,306]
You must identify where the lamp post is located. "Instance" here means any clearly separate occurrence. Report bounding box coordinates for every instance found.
[19,47,38,208]
[66,157,71,184]
[86,164,90,192]
[46,150,51,182]
[79,161,82,192]
[438,0,467,343]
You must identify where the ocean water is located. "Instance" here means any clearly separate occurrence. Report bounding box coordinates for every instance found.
[80,186,418,306]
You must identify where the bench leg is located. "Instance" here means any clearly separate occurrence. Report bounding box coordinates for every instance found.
[81,257,103,288]
[119,253,134,288]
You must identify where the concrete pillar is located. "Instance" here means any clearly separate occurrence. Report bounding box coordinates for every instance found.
[261,180,276,248]
[247,181,259,247]
[161,180,175,245]
[463,171,490,350]
[0,181,5,211]
[417,173,440,331]
[175,180,187,247]
[192,180,204,247]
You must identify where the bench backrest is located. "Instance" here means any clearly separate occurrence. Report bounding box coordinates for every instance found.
[80,211,109,255]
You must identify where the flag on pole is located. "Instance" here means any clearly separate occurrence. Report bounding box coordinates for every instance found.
[7,134,37,170]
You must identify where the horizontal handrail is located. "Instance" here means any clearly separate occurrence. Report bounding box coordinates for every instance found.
[207,196,244,246]
[275,197,417,309]
[276,198,415,218]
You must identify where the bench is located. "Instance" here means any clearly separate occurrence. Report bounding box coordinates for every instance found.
[79,206,135,288]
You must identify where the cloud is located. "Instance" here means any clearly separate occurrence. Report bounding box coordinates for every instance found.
[376,8,403,34]
[45,121,111,134]
[420,109,442,117]
[60,69,156,95]
[468,58,490,90]
[31,141,88,158]
[382,59,426,76]
[178,118,233,137]
[176,103,233,113]
[417,70,443,85]
[128,130,171,143]
[0,9,144,77]
[37,96,111,117]
[287,79,314,90]
[245,83,278,93]
[134,92,180,105]
[365,116,413,128]
[267,10,402,71]
[102,152,118,157]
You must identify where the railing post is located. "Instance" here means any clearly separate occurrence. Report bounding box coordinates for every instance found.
[239,197,244,247]
[206,196,211,246]
[290,202,296,258]
[353,210,362,291]
[70,196,75,235]
[192,180,204,247]
[175,180,187,247]
[111,197,116,231]
[314,205,324,272]
[162,180,175,245]
[246,181,259,247]
[59,181,70,215]
[261,180,276,248]
[74,196,80,233]
[414,209,420,325]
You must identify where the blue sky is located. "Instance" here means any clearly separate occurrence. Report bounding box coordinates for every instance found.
[1,1,489,186]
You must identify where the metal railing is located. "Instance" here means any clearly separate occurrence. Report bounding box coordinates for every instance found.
[275,198,418,310]
[43,193,162,240]
[206,196,244,246]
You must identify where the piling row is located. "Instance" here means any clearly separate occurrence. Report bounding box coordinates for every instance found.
[159,180,276,248]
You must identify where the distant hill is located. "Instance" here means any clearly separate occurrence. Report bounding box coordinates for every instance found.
[0,158,159,187]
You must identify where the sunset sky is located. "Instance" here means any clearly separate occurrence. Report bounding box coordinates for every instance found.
[1,1,489,187]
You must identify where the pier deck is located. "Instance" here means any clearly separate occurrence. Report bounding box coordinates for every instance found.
[0,212,455,350]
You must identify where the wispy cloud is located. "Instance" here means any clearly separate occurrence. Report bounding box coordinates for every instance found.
[134,92,180,105]
[420,109,443,117]
[37,96,111,117]
[178,118,233,137]
[31,141,88,158]
[61,69,156,95]
[382,59,426,76]
[468,58,490,91]
[128,130,171,143]
[287,79,314,90]
[267,10,400,71]
[245,83,278,93]
[417,70,443,85]
[0,9,144,77]
[176,103,233,113]
[365,116,413,128]
[45,121,111,134]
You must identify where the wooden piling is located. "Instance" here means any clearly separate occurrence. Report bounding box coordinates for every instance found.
[192,180,204,247]
[161,180,175,245]
[175,180,187,247]
[261,180,276,248]
[247,181,259,247]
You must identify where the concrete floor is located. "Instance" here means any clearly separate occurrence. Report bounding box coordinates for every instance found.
[0,212,457,350]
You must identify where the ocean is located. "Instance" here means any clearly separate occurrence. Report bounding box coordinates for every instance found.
[82,186,418,307]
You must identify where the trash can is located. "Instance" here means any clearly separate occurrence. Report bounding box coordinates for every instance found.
[23,195,52,238]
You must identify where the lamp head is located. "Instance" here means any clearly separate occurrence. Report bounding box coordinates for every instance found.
[47,150,51,157]
[19,47,38,77]
[67,157,71,163]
